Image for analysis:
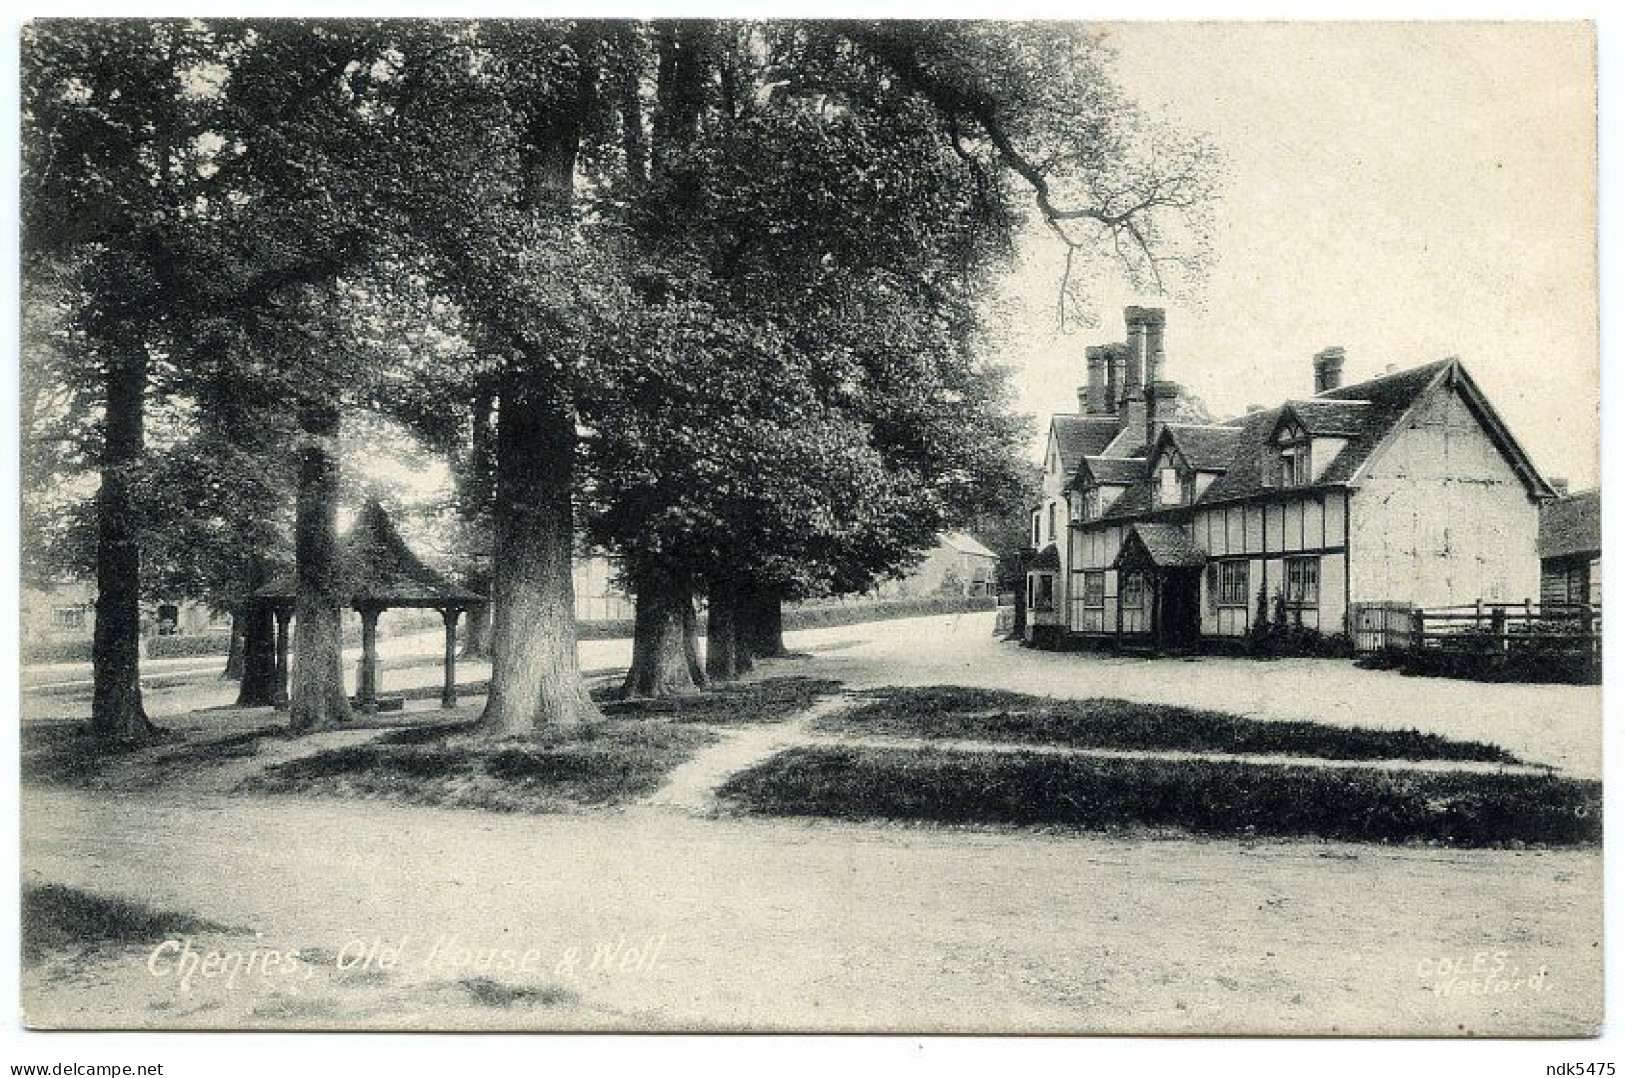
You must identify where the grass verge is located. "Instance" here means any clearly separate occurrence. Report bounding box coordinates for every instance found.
[600,676,842,724]
[243,717,717,812]
[22,883,240,966]
[717,745,1601,848]
[826,686,1517,764]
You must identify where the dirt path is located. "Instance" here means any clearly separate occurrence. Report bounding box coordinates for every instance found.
[21,787,1602,1034]
[638,696,853,814]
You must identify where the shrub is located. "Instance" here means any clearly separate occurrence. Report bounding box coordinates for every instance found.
[146,632,233,659]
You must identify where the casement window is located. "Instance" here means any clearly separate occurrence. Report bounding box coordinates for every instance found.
[1047,503,1057,542]
[1033,573,1056,611]
[1216,560,1249,607]
[51,606,86,630]
[1181,472,1197,505]
[1120,571,1145,610]
[1082,487,1101,521]
[1082,571,1106,609]
[1158,467,1181,507]
[1032,512,1041,547]
[1285,556,1320,606]
[1277,443,1310,486]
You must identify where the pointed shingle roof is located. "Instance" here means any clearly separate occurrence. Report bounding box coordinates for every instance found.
[256,500,483,609]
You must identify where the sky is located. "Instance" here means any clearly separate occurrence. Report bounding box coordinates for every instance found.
[994,22,1598,487]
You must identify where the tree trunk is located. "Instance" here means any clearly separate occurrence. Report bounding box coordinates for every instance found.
[622,562,702,699]
[288,402,351,732]
[456,388,495,661]
[460,596,492,660]
[480,383,599,735]
[222,609,245,680]
[682,595,705,687]
[706,578,753,682]
[90,339,154,741]
[237,549,280,706]
[744,585,789,658]
[477,25,602,737]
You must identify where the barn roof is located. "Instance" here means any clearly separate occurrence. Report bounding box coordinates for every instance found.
[255,500,483,609]
[1540,490,1601,560]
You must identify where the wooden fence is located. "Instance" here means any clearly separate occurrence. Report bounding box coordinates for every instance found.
[1414,600,1601,660]
[1349,599,1601,657]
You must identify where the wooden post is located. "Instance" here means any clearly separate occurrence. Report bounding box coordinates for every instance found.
[357,606,381,715]
[441,607,460,710]
[1409,608,1425,651]
[273,607,292,709]
[1525,598,1534,633]
[1490,606,1507,652]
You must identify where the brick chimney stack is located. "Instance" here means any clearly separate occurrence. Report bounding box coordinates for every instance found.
[1082,346,1108,415]
[1123,307,1147,402]
[1146,380,1180,456]
[1142,308,1168,385]
[1104,342,1125,416]
[1313,347,1346,394]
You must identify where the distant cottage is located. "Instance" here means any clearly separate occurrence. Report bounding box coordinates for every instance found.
[1027,307,1557,650]
[1539,488,1601,607]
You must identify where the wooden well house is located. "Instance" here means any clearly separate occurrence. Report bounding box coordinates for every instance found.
[255,500,483,713]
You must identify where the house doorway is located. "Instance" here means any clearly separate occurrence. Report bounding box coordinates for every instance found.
[1153,570,1202,652]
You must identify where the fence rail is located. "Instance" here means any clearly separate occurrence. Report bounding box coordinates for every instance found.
[1350,599,1602,656]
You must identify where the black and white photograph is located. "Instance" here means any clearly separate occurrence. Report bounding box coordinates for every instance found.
[6,7,1615,1072]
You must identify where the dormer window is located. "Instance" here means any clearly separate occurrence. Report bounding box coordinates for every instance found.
[1157,466,1182,507]
[1082,487,1101,521]
[1278,442,1310,485]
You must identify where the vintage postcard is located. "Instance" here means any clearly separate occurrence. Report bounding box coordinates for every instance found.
[15,17,1602,1041]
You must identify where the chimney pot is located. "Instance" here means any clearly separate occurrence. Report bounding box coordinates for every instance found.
[1550,476,1570,496]
[1083,346,1107,415]
[1313,346,1346,394]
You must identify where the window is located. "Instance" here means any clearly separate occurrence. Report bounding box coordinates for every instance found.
[1158,467,1181,507]
[1047,503,1056,542]
[1121,571,1145,610]
[1082,488,1101,521]
[51,606,86,630]
[1082,571,1106,608]
[1033,573,1056,611]
[1216,560,1249,607]
[1181,472,1198,505]
[1285,556,1320,606]
[1032,512,1041,547]
[1278,443,1310,486]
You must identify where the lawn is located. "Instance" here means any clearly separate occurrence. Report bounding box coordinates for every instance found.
[241,676,840,813]
[244,718,718,812]
[717,745,1602,848]
[823,685,1518,764]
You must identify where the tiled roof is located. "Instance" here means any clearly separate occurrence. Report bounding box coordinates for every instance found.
[1071,455,1144,489]
[1063,357,1549,527]
[1115,523,1207,568]
[1165,425,1245,470]
[257,500,484,608]
[1052,415,1124,472]
[1540,490,1600,560]
[941,531,997,559]
[1279,399,1372,436]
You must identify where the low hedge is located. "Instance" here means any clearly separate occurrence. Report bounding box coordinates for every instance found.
[145,633,235,659]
